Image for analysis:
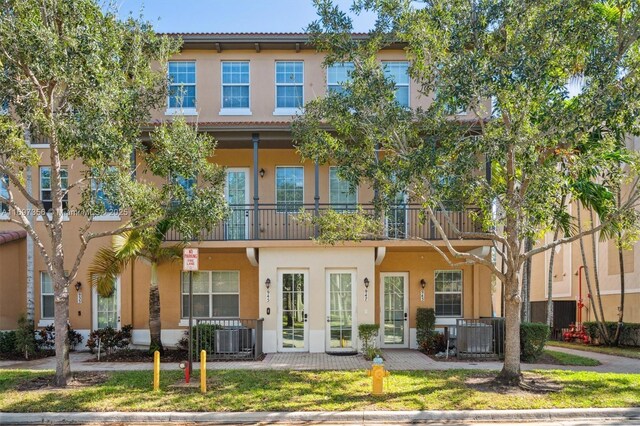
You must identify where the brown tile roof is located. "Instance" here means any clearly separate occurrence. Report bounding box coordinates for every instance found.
[0,230,27,245]
[144,120,292,128]
[160,32,366,36]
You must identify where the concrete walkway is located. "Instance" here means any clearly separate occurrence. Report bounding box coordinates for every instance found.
[1,346,638,373]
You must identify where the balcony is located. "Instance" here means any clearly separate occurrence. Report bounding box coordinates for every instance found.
[165,203,483,242]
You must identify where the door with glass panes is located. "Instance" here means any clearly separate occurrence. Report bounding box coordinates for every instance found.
[92,277,121,330]
[380,272,409,348]
[325,270,356,352]
[279,270,308,351]
[225,168,250,240]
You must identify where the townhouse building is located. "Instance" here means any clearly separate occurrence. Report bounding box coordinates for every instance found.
[0,33,496,353]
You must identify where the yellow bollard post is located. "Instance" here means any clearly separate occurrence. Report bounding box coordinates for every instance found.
[153,350,160,391]
[200,350,207,393]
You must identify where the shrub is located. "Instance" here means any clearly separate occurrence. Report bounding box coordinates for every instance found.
[416,308,436,345]
[86,324,132,356]
[520,322,550,362]
[14,315,36,360]
[35,323,84,351]
[0,330,17,354]
[584,321,640,347]
[177,324,222,358]
[358,323,381,360]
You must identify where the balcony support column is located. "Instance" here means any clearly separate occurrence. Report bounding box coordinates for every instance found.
[253,133,260,240]
[314,161,320,238]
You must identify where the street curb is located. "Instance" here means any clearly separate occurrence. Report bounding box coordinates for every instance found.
[1,408,640,424]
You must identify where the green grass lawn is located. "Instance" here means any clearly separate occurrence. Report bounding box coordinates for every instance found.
[547,341,640,360]
[542,350,600,366]
[0,369,638,412]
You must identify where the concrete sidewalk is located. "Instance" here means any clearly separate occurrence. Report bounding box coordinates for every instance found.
[1,407,639,425]
[0,347,638,373]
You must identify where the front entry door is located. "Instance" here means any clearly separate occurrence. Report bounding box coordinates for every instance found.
[92,277,121,330]
[326,270,356,352]
[225,168,250,240]
[279,270,309,351]
[380,272,409,348]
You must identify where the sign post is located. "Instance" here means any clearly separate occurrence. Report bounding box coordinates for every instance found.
[183,248,199,375]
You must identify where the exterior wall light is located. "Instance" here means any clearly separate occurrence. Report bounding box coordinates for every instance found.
[259,168,266,178]
[75,281,82,291]
[420,279,426,302]
[364,277,370,301]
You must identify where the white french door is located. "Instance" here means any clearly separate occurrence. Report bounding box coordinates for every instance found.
[225,168,250,240]
[278,270,309,352]
[325,270,356,352]
[380,272,409,348]
[92,276,121,330]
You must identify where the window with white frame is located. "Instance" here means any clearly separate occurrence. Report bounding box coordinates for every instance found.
[383,61,410,107]
[40,166,68,213]
[181,271,240,318]
[41,272,54,319]
[0,174,8,216]
[171,173,196,206]
[275,61,303,111]
[434,270,463,317]
[91,167,119,216]
[276,166,304,212]
[168,61,196,110]
[329,167,357,207]
[327,62,354,94]
[221,61,250,110]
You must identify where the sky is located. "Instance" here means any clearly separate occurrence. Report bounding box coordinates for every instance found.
[113,0,378,33]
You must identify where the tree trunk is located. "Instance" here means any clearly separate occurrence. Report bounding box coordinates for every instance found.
[25,162,35,321]
[546,227,560,329]
[577,206,608,342]
[53,274,71,387]
[498,271,522,384]
[614,239,625,345]
[149,261,163,353]
[589,209,609,341]
[521,238,532,322]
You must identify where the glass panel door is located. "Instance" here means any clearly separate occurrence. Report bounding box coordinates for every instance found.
[381,273,408,347]
[226,168,249,240]
[326,271,355,351]
[93,278,120,330]
[279,271,308,351]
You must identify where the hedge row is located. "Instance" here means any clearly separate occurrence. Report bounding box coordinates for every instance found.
[584,321,640,346]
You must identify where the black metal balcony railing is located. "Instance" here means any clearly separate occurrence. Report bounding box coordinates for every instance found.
[165,203,483,242]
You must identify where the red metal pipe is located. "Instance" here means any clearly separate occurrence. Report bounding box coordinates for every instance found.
[185,362,190,384]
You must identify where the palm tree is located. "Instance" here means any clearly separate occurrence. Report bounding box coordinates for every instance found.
[88,220,183,353]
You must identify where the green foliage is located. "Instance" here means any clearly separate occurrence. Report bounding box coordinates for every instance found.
[584,321,640,347]
[416,308,438,353]
[86,325,133,356]
[177,324,223,358]
[14,315,36,360]
[297,207,381,245]
[357,323,381,360]
[0,331,17,355]
[520,322,550,362]
[35,324,83,351]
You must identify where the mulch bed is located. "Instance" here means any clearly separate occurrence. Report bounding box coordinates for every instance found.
[16,372,109,391]
[465,373,563,395]
[0,350,54,361]
[87,349,188,363]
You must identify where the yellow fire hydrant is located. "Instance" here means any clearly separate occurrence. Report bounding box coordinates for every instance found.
[367,355,390,395]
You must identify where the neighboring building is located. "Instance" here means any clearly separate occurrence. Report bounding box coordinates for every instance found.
[0,33,495,353]
[530,136,640,334]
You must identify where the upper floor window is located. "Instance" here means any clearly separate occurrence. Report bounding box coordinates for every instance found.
[0,174,9,217]
[40,166,68,213]
[221,61,250,114]
[91,167,120,220]
[434,270,463,317]
[41,272,54,319]
[168,61,196,111]
[383,62,410,107]
[0,99,8,115]
[275,61,303,114]
[171,174,196,206]
[276,166,304,212]
[327,62,354,94]
[329,167,357,208]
